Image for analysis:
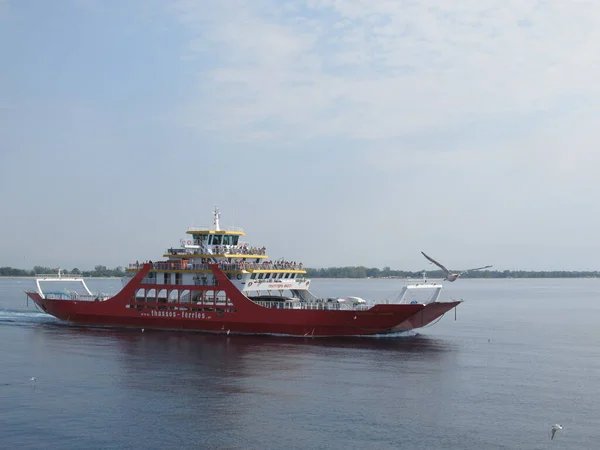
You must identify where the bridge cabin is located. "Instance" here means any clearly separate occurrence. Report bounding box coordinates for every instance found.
[124,208,313,308]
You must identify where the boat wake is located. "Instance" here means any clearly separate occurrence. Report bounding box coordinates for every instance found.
[0,309,58,326]
[231,329,421,339]
[364,330,420,339]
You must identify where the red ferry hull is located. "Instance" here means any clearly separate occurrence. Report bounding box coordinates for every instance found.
[393,301,461,331]
[25,265,461,337]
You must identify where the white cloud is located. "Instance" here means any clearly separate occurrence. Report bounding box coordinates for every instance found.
[171,0,600,142]
[4,0,600,270]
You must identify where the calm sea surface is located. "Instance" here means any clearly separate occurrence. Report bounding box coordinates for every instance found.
[1,277,599,449]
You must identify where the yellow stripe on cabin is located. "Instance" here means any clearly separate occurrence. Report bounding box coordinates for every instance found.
[185,230,245,236]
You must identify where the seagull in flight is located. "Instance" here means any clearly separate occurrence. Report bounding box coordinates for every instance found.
[421,251,492,282]
[551,424,563,440]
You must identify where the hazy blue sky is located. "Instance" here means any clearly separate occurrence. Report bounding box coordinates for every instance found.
[1,0,600,271]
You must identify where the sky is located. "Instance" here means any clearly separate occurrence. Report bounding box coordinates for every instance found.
[1,0,600,271]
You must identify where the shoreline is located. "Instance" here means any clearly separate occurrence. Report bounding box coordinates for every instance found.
[308,277,600,280]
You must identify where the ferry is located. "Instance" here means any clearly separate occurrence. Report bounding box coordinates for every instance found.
[25,208,462,337]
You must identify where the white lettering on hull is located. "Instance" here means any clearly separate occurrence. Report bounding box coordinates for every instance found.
[149,310,207,319]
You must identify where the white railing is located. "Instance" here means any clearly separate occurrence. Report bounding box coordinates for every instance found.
[43,293,112,301]
[35,273,83,279]
[36,274,95,298]
[252,301,370,311]
[393,283,443,304]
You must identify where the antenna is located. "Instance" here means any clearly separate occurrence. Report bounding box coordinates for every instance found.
[213,206,220,231]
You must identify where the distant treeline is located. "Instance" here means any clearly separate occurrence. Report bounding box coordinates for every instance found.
[0,265,127,277]
[1,265,599,279]
[304,267,600,279]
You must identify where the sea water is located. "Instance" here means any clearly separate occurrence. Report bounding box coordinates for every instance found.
[1,277,599,449]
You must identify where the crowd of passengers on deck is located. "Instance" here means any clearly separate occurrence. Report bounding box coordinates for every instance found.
[167,244,267,256]
[129,260,303,271]
[213,245,266,255]
[241,260,303,270]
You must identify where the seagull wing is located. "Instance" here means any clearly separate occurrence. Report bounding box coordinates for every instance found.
[421,252,451,275]
[551,428,556,440]
[459,265,493,275]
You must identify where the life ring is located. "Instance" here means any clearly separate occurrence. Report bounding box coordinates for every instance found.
[248,282,253,286]
[236,274,242,280]
[306,281,310,285]
[186,240,191,245]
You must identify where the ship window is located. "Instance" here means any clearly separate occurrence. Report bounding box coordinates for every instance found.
[222,235,232,246]
[213,235,222,245]
[208,235,213,245]
[233,236,239,245]
[258,273,264,279]
[163,273,170,284]
[291,273,296,278]
[278,273,284,279]
[180,290,191,303]
[284,273,290,279]
[251,273,256,279]
[265,273,271,279]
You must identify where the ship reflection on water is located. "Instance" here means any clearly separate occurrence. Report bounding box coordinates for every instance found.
[31,323,459,392]
[35,323,456,364]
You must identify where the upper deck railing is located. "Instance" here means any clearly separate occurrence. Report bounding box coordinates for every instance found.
[127,261,305,272]
[166,245,266,256]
